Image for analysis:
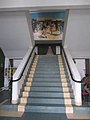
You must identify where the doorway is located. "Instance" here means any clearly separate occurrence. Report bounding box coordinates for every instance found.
[0,48,5,88]
[37,44,56,55]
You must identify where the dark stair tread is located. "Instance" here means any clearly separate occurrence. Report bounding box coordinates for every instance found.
[25,98,75,105]
[25,105,66,113]
[28,87,72,92]
[23,96,74,99]
[26,91,72,93]
[25,103,66,107]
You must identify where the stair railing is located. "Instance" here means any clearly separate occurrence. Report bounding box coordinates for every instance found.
[62,46,82,106]
[12,46,35,104]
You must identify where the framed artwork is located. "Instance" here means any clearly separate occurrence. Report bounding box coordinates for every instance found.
[30,12,65,41]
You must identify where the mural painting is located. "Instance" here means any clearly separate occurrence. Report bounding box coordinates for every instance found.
[30,12,65,40]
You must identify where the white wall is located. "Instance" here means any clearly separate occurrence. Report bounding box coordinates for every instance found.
[64,9,90,58]
[14,60,22,68]
[75,59,85,78]
[0,12,33,58]
[0,0,90,11]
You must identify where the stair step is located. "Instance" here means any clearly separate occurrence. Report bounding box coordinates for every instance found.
[21,98,74,105]
[37,62,59,64]
[37,62,59,63]
[28,77,68,82]
[36,66,59,69]
[38,57,58,59]
[35,69,59,71]
[38,60,58,61]
[35,68,60,71]
[38,60,58,65]
[39,55,58,57]
[24,86,72,92]
[26,82,70,87]
[38,60,58,62]
[29,72,59,77]
[32,74,60,78]
[39,57,58,58]
[37,64,59,67]
[34,72,60,75]
[26,103,67,107]
[25,105,69,113]
[23,92,73,98]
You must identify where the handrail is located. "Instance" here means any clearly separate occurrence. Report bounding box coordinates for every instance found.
[62,46,82,83]
[12,45,35,82]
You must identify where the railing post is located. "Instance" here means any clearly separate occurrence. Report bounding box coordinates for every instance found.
[12,81,18,104]
[75,82,82,106]
[56,46,60,54]
[64,47,82,106]
[35,46,38,55]
[11,47,35,104]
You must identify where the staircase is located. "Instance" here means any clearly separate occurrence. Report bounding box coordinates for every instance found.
[18,55,74,113]
[0,55,90,116]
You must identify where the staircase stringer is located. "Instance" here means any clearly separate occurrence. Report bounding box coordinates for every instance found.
[58,55,74,113]
[18,55,39,112]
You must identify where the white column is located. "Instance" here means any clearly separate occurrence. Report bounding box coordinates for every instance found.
[35,46,38,54]
[75,82,82,106]
[56,46,60,54]
[12,81,19,104]
[64,47,82,106]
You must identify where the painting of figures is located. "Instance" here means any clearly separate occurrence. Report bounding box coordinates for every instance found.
[30,12,65,40]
